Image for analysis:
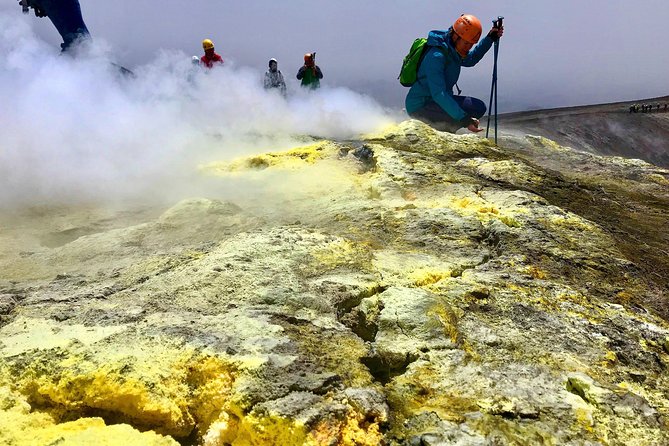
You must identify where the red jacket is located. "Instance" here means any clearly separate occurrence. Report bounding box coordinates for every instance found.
[201,53,224,69]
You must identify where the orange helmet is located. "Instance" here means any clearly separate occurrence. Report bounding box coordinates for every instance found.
[304,53,313,62]
[452,14,482,44]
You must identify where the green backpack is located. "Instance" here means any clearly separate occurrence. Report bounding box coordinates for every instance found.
[398,38,430,87]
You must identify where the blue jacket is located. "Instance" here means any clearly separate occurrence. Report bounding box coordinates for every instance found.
[405,29,493,121]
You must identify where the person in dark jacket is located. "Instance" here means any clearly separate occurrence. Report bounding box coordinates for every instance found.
[297,53,323,89]
[19,0,90,51]
[405,14,503,133]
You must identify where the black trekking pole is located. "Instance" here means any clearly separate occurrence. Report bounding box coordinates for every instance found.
[486,16,503,144]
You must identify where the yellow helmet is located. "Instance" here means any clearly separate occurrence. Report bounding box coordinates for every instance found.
[202,39,215,50]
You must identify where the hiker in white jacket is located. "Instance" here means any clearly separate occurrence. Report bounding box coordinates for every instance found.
[264,58,287,96]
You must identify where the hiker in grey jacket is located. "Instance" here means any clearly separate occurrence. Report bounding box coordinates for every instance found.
[264,58,287,96]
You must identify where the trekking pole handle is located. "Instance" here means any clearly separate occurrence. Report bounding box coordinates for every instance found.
[493,16,504,29]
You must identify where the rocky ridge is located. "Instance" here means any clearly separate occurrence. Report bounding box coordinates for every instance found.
[498,96,669,168]
[0,121,668,445]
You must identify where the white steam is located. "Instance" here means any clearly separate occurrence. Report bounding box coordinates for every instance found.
[0,16,398,208]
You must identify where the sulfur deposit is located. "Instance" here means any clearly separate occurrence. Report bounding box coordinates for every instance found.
[1,121,668,445]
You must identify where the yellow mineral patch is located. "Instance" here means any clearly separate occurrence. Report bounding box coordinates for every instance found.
[308,410,384,446]
[187,355,238,438]
[208,407,383,446]
[338,411,384,446]
[201,141,337,174]
[546,214,598,232]
[468,414,567,446]
[574,407,595,433]
[526,265,548,280]
[309,239,372,274]
[533,289,601,320]
[202,411,241,445]
[477,206,499,215]
[603,350,617,364]
[1,329,244,440]
[562,392,596,437]
[527,135,572,153]
[498,215,522,228]
[3,416,179,446]
[232,413,310,446]
[388,365,478,426]
[616,289,634,305]
[447,195,522,227]
[366,185,382,199]
[32,419,178,446]
[0,383,178,446]
[25,357,193,437]
[428,303,465,345]
[616,381,650,401]
[373,250,460,288]
[410,268,453,287]
[645,173,669,185]
[451,196,481,211]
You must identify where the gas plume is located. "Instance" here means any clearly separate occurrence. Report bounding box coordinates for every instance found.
[0,16,398,208]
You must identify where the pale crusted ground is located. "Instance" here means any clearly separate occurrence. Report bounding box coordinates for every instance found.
[1,121,668,445]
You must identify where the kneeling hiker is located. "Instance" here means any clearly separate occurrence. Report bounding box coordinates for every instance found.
[403,14,503,133]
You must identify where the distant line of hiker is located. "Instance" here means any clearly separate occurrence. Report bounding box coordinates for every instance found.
[629,103,669,113]
[192,39,323,95]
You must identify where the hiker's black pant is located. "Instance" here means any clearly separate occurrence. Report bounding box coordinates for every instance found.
[31,0,90,51]
[410,96,486,133]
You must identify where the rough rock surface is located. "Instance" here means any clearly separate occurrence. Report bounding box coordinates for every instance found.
[1,121,668,445]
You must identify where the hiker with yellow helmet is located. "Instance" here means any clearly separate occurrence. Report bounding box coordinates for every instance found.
[200,39,224,69]
[405,14,503,133]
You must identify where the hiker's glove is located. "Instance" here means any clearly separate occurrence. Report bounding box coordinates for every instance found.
[488,25,504,42]
[462,117,483,133]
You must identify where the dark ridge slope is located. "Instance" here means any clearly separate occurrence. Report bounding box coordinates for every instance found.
[497,96,669,168]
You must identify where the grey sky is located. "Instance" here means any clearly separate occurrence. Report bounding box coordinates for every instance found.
[3,0,669,111]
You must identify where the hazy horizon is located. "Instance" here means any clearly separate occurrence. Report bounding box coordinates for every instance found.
[2,1,669,112]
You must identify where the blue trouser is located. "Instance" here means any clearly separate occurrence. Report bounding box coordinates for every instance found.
[409,96,487,133]
[31,0,90,51]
